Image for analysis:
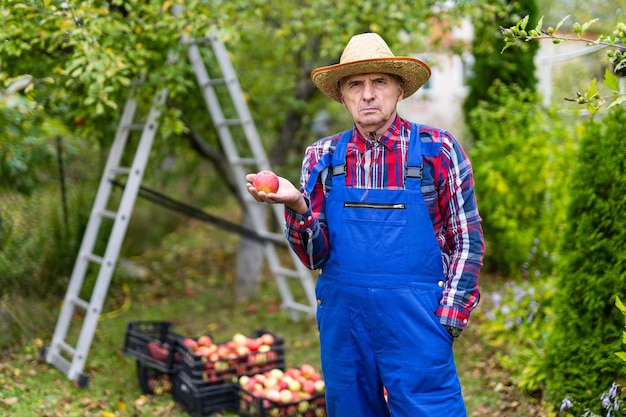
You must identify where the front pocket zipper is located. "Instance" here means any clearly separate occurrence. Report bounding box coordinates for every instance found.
[344,202,406,209]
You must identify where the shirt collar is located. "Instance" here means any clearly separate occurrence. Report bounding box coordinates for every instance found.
[353,115,403,152]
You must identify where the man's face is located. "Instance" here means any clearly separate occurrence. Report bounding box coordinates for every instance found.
[339,73,404,136]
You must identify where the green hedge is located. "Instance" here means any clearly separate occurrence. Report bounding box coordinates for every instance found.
[468,81,576,277]
[544,107,626,414]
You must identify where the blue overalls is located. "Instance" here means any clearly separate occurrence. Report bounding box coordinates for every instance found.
[308,124,465,417]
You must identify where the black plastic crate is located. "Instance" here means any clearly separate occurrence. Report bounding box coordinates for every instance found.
[172,371,239,417]
[175,329,285,386]
[238,387,327,417]
[136,360,174,395]
[122,321,178,373]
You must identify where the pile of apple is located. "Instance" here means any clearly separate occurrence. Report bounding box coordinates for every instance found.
[178,332,281,384]
[238,365,326,416]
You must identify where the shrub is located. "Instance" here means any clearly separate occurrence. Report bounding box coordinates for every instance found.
[468,81,576,277]
[544,107,626,414]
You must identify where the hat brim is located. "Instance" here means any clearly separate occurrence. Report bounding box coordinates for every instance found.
[311,57,431,102]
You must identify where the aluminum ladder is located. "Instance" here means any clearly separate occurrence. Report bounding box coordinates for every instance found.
[44,31,317,387]
[185,30,317,321]
[42,88,168,387]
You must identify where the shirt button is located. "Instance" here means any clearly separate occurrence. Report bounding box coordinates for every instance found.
[307,216,312,221]
[299,220,305,225]
[438,281,444,287]
[463,319,468,324]
[317,299,322,305]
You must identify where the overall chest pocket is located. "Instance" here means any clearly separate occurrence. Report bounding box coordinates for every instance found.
[337,201,408,275]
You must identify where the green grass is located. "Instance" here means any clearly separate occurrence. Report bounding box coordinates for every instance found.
[0,219,549,416]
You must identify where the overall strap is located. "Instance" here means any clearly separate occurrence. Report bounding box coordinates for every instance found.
[303,130,353,196]
[330,129,353,176]
[405,123,423,191]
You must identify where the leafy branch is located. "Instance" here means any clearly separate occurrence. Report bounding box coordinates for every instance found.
[499,16,626,113]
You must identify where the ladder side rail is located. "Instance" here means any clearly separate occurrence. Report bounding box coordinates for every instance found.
[187,43,256,205]
[208,31,271,170]
[207,33,303,247]
[262,244,298,321]
[207,33,318,317]
[66,89,168,381]
[189,34,317,320]
[47,97,139,365]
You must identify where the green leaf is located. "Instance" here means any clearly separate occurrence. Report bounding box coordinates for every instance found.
[607,96,626,109]
[616,352,626,362]
[581,19,599,34]
[554,15,570,33]
[585,78,598,100]
[603,69,620,92]
[518,15,530,31]
[501,41,515,54]
[616,296,626,314]
[534,16,544,34]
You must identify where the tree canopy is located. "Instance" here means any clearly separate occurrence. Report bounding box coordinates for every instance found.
[2,0,466,185]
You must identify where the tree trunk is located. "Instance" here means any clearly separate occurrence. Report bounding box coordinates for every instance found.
[234,212,265,302]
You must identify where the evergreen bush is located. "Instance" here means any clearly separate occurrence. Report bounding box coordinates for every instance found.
[544,107,626,414]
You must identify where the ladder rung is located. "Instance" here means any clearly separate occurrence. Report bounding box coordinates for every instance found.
[282,301,316,315]
[110,167,131,175]
[84,253,104,264]
[58,340,76,356]
[274,267,301,279]
[201,79,226,87]
[231,157,257,166]
[220,119,242,127]
[99,209,117,219]
[126,123,145,131]
[258,231,286,244]
[69,296,90,310]
[185,36,211,45]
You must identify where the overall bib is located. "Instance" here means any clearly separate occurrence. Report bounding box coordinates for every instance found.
[310,124,465,417]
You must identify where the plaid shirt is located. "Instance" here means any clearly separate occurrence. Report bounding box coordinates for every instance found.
[284,116,484,329]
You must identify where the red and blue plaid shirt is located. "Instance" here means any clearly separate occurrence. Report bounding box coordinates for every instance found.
[284,116,484,329]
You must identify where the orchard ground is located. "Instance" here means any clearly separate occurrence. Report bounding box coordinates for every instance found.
[0,217,547,416]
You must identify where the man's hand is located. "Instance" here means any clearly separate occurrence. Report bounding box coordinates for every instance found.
[245,173,308,213]
[444,325,462,338]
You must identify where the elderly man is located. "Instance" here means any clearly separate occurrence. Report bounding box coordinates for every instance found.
[247,32,484,417]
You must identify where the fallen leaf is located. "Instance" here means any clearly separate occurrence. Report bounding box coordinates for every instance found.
[1,397,18,405]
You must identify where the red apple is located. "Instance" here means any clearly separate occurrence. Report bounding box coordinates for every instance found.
[232,333,248,346]
[265,389,281,402]
[268,369,284,379]
[279,389,293,403]
[147,341,169,361]
[245,338,261,352]
[301,380,316,395]
[299,363,315,379]
[313,379,325,393]
[253,170,279,194]
[181,337,198,352]
[197,335,213,347]
[196,345,213,357]
[259,333,275,346]
[235,345,251,356]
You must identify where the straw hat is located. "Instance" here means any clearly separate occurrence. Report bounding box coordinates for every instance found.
[311,33,431,102]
